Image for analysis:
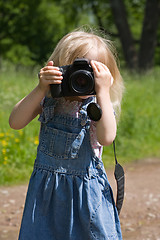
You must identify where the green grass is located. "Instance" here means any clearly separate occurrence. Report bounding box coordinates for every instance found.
[103,68,160,166]
[0,66,160,185]
[0,67,40,185]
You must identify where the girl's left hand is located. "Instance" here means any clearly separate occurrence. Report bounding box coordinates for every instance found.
[90,60,113,95]
[90,60,116,146]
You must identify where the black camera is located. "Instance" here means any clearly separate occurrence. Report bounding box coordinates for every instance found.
[50,58,95,98]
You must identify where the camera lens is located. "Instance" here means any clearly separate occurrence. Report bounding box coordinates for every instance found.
[70,70,94,95]
[75,77,88,88]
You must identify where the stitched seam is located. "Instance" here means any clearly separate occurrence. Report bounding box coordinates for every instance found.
[34,163,97,177]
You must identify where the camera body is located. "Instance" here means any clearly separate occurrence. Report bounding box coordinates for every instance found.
[50,58,95,98]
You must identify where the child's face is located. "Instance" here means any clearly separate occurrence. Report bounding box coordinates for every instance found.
[83,48,99,62]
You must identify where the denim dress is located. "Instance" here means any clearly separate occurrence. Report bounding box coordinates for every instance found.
[18,97,122,240]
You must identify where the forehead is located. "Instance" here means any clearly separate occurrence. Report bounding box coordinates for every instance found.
[83,45,107,65]
[77,37,107,61]
[61,34,108,65]
[84,47,99,61]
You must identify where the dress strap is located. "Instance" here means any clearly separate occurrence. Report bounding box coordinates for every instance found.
[70,97,95,158]
[38,97,58,123]
[79,97,95,127]
[81,96,96,111]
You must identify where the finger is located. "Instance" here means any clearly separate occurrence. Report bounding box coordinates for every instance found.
[91,60,99,73]
[99,62,108,71]
[110,76,114,85]
[39,70,62,83]
[91,60,103,72]
[44,75,63,81]
[98,63,114,85]
[47,79,62,85]
[95,61,107,71]
[42,66,60,72]
[92,60,107,69]
[100,64,114,85]
[44,70,62,76]
[92,61,112,75]
[41,67,62,77]
[47,61,54,66]
[91,60,114,85]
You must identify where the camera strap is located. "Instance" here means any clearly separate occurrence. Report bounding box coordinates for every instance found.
[113,140,125,215]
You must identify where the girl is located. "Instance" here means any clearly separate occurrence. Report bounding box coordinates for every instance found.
[9,28,124,240]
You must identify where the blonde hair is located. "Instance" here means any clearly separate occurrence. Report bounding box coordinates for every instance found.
[48,27,124,120]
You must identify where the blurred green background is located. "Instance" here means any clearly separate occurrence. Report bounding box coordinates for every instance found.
[0,0,160,185]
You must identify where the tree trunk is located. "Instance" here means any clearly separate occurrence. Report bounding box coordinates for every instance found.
[109,0,138,69]
[138,0,160,70]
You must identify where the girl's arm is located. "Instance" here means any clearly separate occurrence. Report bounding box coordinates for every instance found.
[91,60,117,146]
[9,86,45,130]
[9,61,63,130]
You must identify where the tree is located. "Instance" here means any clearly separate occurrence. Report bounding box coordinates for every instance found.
[138,0,160,69]
[1,0,160,70]
[0,0,66,66]
[109,0,138,69]
[54,0,160,70]
[109,0,160,70]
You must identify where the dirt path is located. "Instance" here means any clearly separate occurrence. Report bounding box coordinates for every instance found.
[0,158,160,240]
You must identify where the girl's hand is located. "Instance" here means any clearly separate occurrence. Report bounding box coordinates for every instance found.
[90,60,116,146]
[90,60,113,96]
[9,61,63,130]
[38,61,63,94]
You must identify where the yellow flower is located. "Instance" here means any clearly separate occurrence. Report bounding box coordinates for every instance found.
[34,136,39,145]
[15,138,20,143]
[18,130,23,136]
[6,130,14,138]
[0,133,5,138]
[1,140,8,147]
[3,156,8,164]
[2,149,7,155]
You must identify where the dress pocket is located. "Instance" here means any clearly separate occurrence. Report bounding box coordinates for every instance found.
[39,126,79,159]
[90,184,117,239]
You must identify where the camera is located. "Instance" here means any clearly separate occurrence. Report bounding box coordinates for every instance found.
[50,58,95,98]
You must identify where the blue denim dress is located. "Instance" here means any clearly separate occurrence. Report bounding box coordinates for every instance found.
[18,97,122,240]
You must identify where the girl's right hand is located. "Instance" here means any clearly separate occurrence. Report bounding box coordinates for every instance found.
[9,61,63,130]
[38,61,63,94]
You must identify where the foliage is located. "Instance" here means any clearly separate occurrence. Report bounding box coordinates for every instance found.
[55,0,160,69]
[123,0,146,37]
[0,0,160,69]
[0,66,160,185]
[0,0,66,66]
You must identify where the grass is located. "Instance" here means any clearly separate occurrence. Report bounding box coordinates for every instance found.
[0,67,40,185]
[0,66,160,185]
[103,67,160,165]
